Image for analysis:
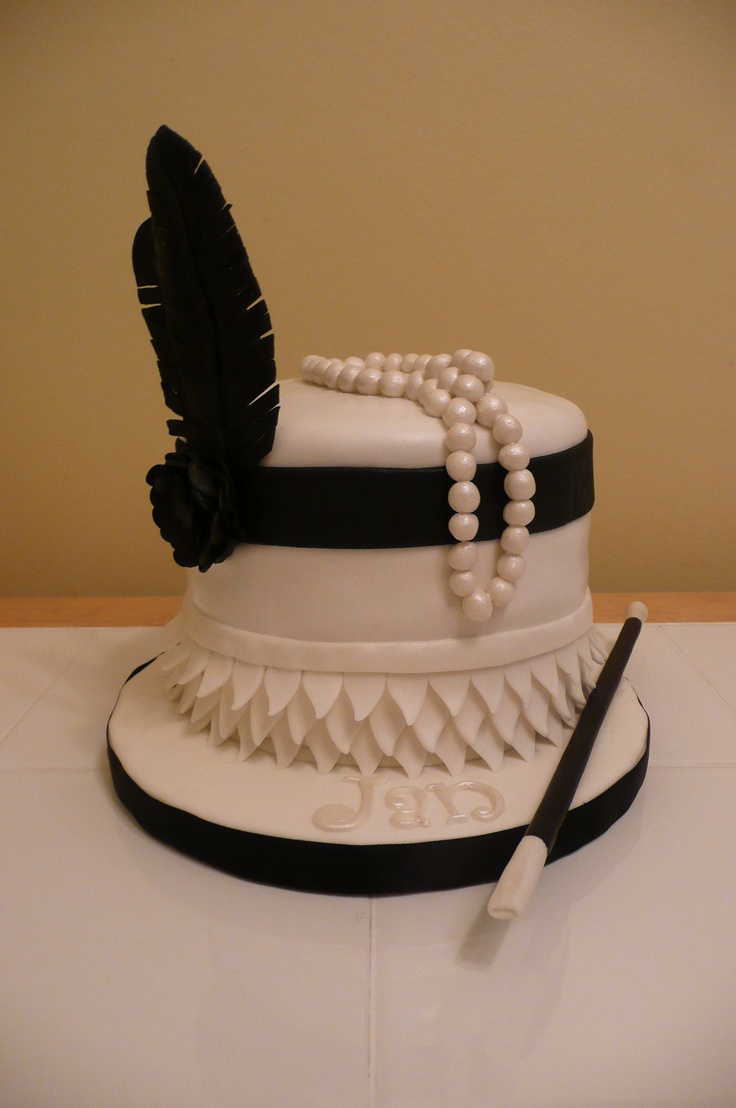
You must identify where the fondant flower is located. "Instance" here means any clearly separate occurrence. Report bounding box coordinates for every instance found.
[146,449,242,571]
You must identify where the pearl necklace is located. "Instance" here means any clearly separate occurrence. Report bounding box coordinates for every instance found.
[300,350,536,623]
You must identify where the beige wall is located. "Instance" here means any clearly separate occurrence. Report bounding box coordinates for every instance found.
[1,1,734,597]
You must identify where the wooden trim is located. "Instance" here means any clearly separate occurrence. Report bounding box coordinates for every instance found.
[0,593,735,627]
[591,593,736,623]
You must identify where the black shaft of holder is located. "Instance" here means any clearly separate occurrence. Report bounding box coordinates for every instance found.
[527,614,644,853]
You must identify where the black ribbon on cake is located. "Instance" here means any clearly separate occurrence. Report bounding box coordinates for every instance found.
[240,431,594,549]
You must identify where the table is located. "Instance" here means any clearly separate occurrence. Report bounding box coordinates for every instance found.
[1,596,735,1106]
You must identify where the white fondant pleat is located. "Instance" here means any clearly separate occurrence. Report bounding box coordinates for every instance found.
[368,693,407,757]
[231,660,265,710]
[350,722,384,776]
[178,644,212,686]
[218,678,242,739]
[268,717,302,768]
[504,661,533,710]
[386,674,429,726]
[525,677,555,737]
[412,687,450,754]
[236,719,260,760]
[196,652,233,700]
[392,728,431,779]
[306,720,342,774]
[469,716,505,771]
[158,630,602,778]
[249,683,283,745]
[207,718,230,748]
[469,667,506,714]
[324,689,363,753]
[264,666,302,716]
[512,714,537,762]
[159,641,191,675]
[302,671,343,719]
[177,677,202,715]
[492,688,522,747]
[545,711,567,748]
[453,685,487,743]
[343,673,387,721]
[190,689,219,729]
[285,684,317,745]
[428,672,471,717]
[528,650,560,699]
[435,721,469,776]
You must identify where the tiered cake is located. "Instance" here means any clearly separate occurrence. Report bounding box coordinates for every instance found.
[107,128,649,895]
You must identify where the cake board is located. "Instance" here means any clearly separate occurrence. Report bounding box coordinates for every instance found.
[107,657,650,896]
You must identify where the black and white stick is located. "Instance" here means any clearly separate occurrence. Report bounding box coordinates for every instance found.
[488,601,648,920]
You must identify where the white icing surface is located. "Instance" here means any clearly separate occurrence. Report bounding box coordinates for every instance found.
[189,518,591,645]
[264,378,588,468]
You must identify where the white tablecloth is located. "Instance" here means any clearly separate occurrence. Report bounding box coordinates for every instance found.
[1,623,735,1106]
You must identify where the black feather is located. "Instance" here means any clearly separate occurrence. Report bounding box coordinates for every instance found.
[133,126,280,568]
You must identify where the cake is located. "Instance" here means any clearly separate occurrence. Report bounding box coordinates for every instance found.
[107,127,649,896]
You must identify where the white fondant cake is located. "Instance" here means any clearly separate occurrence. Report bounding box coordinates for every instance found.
[108,127,649,896]
[159,373,605,778]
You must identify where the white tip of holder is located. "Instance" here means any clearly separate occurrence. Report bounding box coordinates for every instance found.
[487,835,548,920]
[626,601,648,624]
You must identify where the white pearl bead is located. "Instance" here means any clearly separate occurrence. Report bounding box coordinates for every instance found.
[448,513,479,541]
[345,356,364,367]
[475,392,508,427]
[355,366,383,395]
[301,354,319,375]
[442,397,477,427]
[446,450,477,481]
[497,553,526,582]
[502,499,535,526]
[310,358,328,384]
[324,359,344,388]
[462,589,493,621]
[417,379,438,405]
[423,387,451,417]
[504,469,536,500]
[445,422,477,451]
[488,577,515,606]
[449,570,477,597]
[380,368,406,397]
[501,526,530,554]
[492,413,523,445]
[414,354,433,374]
[498,442,531,470]
[451,349,473,368]
[401,353,419,374]
[448,541,478,570]
[426,353,452,378]
[404,369,425,400]
[383,353,403,374]
[438,366,459,391]
[337,363,362,391]
[448,480,480,513]
[452,374,484,403]
[461,351,494,382]
[364,352,385,369]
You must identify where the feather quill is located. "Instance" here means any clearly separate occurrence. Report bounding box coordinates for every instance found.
[132,126,279,567]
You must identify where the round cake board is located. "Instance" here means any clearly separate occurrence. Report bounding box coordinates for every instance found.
[107,659,650,896]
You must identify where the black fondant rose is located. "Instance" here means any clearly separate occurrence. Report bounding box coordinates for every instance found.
[146,450,242,571]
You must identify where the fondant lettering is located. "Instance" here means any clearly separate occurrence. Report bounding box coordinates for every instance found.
[312,774,505,833]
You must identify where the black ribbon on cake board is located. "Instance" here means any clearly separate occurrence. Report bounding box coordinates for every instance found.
[106,659,649,898]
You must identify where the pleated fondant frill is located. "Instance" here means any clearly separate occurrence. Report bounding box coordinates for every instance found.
[156,628,609,778]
